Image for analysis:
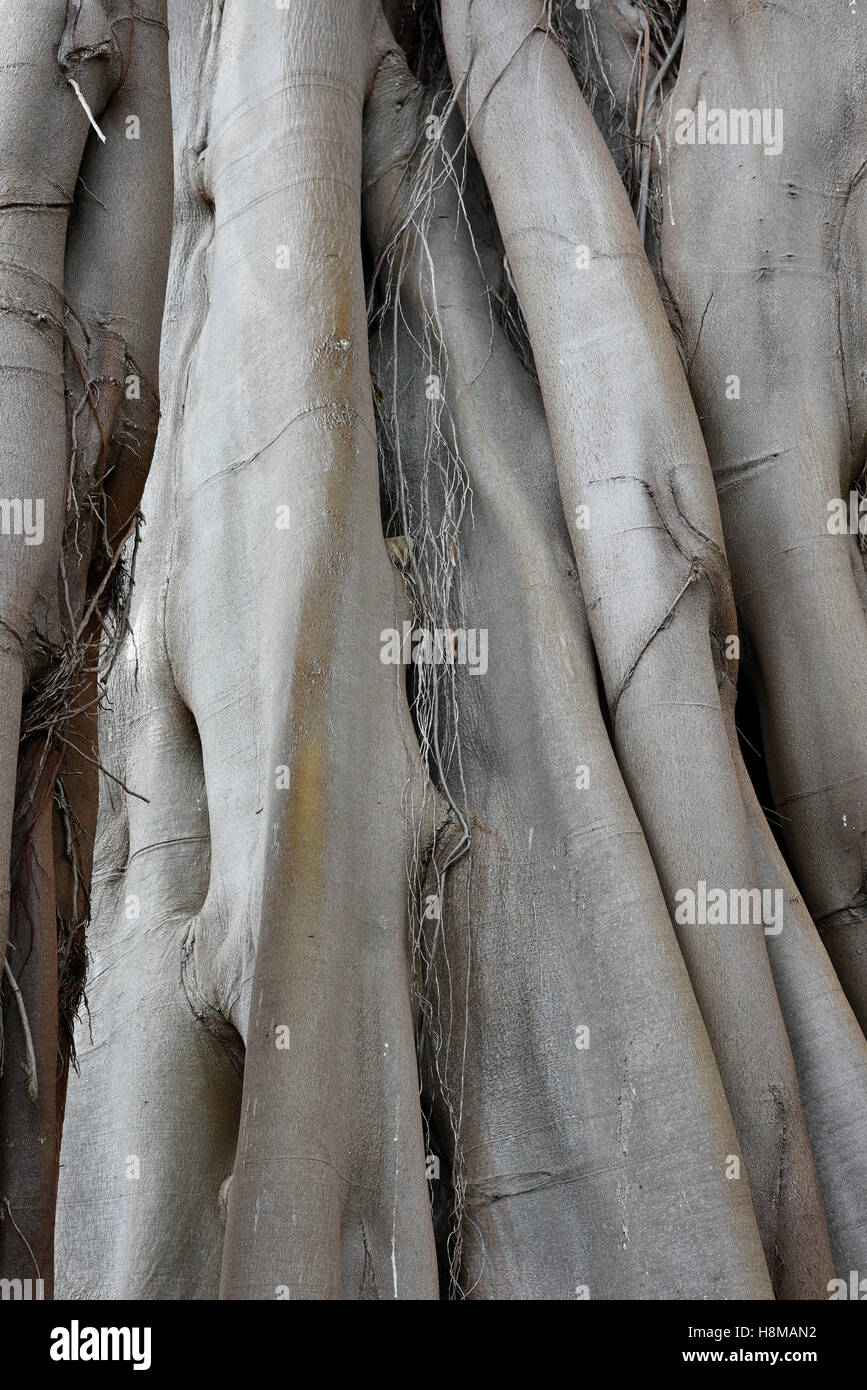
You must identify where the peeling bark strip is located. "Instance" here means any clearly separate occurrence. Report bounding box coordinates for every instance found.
[0,0,171,1295]
[36,0,867,1302]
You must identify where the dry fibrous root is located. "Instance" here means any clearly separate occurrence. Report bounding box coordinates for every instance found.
[364,48,477,1292]
[553,1,684,208]
[0,0,171,1294]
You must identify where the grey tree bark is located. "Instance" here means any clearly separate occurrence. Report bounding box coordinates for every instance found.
[0,0,171,1295]
[0,0,860,1302]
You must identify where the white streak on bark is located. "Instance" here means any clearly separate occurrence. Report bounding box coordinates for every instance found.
[67,79,106,143]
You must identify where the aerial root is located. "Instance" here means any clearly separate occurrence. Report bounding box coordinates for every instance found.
[2,959,38,1102]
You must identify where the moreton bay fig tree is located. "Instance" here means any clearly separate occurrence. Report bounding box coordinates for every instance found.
[0,0,862,1303]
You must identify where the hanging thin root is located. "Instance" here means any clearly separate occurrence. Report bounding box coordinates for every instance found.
[2,959,38,1102]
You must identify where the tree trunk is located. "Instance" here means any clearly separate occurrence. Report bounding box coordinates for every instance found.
[0,0,171,1294]
[0,0,855,1301]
